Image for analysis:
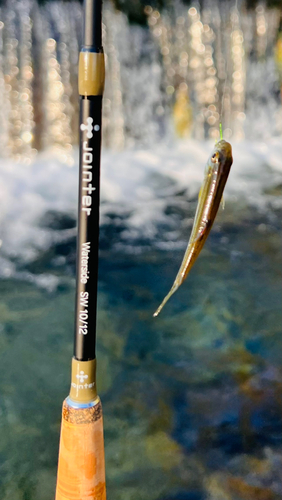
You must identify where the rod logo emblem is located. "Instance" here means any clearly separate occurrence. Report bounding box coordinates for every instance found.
[76,371,88,383]
[80,117,94,139]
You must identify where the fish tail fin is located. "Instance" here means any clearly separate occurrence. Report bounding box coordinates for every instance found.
[153,281,180,318]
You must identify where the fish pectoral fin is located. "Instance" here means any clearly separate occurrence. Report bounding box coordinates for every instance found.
[192,219,209,244]
[198,185,203,201]
[220,196,225,210]
[198,167,212,201]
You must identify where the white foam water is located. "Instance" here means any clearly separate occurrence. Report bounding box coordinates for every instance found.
[0,139,281,287]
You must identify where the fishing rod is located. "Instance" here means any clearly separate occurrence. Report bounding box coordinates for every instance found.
[55,1,106,499]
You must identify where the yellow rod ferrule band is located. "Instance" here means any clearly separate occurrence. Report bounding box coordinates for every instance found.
[69,358,97,403]
[78,52,105,96]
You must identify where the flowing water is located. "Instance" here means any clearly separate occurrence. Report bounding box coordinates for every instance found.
[0,0,282,161]
[0,1,282,500]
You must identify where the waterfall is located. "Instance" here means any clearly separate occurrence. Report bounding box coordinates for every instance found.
[0,0,281,163]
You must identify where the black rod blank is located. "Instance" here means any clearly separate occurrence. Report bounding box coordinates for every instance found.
[74,0,104,361]
[84,0,102,49]
[74,96,102,361]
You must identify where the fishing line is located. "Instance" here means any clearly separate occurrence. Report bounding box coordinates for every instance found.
[219,122,223,140]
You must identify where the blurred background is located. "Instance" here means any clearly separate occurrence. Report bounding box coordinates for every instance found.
[0,0,282,499]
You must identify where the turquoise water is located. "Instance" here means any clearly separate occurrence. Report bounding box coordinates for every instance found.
[0,190,281,500]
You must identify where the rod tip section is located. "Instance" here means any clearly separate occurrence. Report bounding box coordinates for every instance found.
[83,0,103,48]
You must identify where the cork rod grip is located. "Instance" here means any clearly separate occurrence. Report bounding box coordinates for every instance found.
[55,398,106,500]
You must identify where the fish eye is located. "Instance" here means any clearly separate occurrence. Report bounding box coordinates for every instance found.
[211,153,218,163]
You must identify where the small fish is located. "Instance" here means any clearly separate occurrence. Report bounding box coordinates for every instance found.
[153,140,233,317]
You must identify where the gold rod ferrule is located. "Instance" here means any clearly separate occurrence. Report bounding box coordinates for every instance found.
[69,358,97,403]
[78,52,105,96]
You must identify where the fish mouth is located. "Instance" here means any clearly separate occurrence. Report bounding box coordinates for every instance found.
[215,139,232,159]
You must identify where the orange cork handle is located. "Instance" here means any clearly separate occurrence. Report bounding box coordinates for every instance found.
[55,397,106,500]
